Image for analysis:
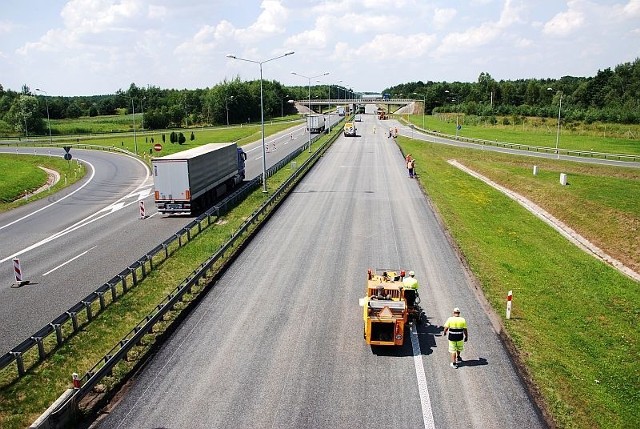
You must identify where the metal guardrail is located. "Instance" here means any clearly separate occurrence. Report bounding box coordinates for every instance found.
[0,126,337,380]
[38,123,342,425]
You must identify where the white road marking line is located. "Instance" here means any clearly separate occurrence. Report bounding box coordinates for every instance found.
[410,324,436,429]
[42,246,96,276]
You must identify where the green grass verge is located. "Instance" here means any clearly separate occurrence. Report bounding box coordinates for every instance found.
[0,155,85,212]
[0,132,331,429]
[399,113,640,156]
[397,136,639,428]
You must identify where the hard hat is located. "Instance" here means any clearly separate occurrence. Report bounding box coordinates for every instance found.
[453,307,460,313]
[409,271,415,276]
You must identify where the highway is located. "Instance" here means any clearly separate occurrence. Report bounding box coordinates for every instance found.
[92,108,546,429]
[0,120,333,353]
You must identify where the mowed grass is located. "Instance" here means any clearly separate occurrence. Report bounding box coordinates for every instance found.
[43,120,303,163]
[400,113,640,156]
[0,154,85,212]
[49,113,302,135]
[397,136,639,428]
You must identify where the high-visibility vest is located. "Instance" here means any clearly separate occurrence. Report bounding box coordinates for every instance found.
[403,277,419,290]
[445,316,466,341]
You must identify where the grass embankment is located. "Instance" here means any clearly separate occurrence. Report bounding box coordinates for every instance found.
[397,136,639,428]
[399,113,640,156]
[47,113,302,135]
[0,155,85,212]
[0,131,328,429]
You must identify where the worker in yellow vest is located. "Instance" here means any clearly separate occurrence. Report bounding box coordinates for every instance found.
[402,271,418,290]
[443,307,468,368]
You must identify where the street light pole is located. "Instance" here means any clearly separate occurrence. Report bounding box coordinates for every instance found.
[140,96,145,130]
[412,92,425,130]
[227,51,295,193]
[547,87,562,159]
[131,98,137,154]
[281,94,289,117]
[225,95,234,126]
[35,88,52,144]
[291,71,329,152]
[444,90,460,138]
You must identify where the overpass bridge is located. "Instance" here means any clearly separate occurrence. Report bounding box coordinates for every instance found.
[292,98,417,114]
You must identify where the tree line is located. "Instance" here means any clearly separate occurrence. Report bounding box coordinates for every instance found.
[383,58,640,125]
[1,57,638,137]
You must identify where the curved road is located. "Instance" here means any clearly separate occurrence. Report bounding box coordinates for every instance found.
[93,109,546,429]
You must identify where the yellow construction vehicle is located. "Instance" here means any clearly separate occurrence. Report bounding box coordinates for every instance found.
[360,268,424,346]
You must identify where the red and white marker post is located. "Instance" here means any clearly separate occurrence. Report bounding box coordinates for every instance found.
[506,290,513,319]
[12,258,29,286]
[139,201,146,219]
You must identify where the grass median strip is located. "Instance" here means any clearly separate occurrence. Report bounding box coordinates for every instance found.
[397,136,639,428]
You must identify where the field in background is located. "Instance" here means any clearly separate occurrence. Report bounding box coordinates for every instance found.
[397,113,640,155]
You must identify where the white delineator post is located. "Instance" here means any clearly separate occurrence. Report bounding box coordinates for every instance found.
[506,290,513,319]
[139,201,146,219]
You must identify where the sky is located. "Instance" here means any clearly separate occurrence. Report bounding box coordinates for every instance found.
[1,0,639,96]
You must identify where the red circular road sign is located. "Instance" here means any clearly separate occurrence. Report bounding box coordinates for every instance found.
[153,143,162,151]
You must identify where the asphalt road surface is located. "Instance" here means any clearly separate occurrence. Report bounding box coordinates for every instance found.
[93,110,546,429]
[0,121,335,353]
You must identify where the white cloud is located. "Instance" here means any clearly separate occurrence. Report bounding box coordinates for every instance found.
[543,2,585,37]
[433,8,457,29]
[335,32,436,61]
[624,0,640,15]
[0,20,17,34]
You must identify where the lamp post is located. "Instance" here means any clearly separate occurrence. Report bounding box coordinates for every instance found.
[225,95,234,126]
[226,51,295,193]
[547,87,562,159]
[281,94,289,117]
[140,96,145,130]
[412,92,425,130]
[444,90,460,138]
[291,71,329,152]
[35,88,52,144]
[131,98,137,154]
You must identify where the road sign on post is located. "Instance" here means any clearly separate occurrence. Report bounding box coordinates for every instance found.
[63,146,72,161]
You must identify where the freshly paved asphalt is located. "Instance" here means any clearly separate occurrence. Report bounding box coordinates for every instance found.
[93,109,546,429]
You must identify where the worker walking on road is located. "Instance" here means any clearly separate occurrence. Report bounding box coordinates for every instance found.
[443,307,468,368]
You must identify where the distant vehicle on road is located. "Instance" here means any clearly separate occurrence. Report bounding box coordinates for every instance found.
[344,122,357,137]
[337,106,345,116]
[306,114,326,134]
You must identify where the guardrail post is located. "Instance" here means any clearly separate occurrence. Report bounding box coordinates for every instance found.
[110,282,117,301]
[131,268,138,286]
[67,311,78,332]
[83,301,93,322]
[148,254,154,271]
[32,336,46,360]
[119,274,127,293]
[97,291,106,310]
[50,323,63,346]
[11,352,25,376]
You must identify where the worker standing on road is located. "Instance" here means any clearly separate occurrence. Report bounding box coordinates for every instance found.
[443,307,468,368]
[402,271,419,290]
[407,158,415,178]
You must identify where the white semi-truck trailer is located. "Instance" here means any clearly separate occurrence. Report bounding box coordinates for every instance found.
[152,142,246,215]
[306,114,326,134]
